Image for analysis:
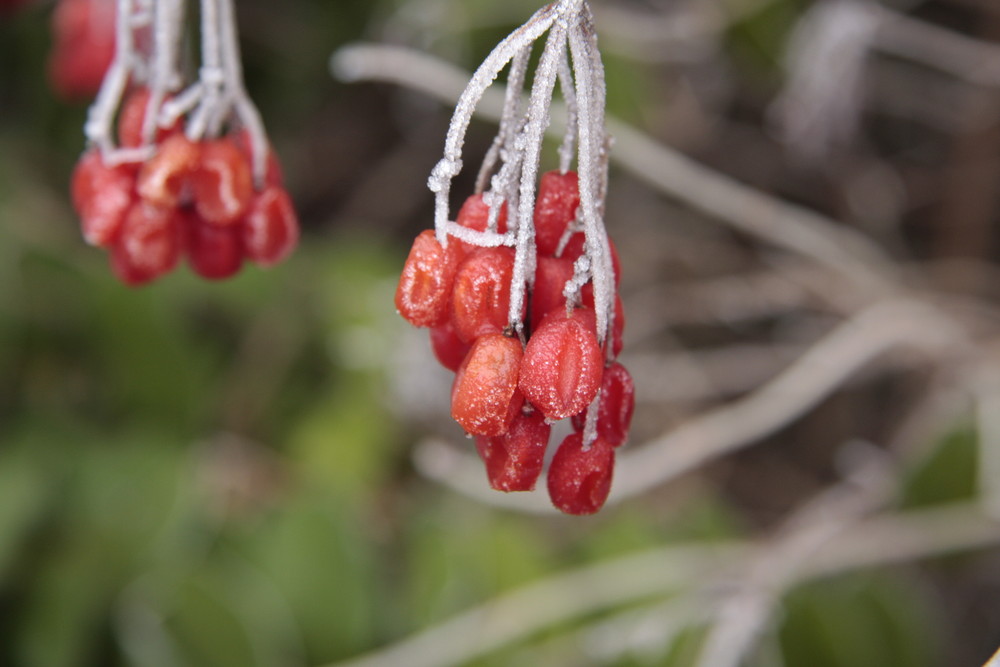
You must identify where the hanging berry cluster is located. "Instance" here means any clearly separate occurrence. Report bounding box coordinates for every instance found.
[395,0,633,515]
[70,0,298,286]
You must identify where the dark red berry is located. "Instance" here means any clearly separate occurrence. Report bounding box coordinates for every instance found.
[547,432,615,515]
[530,255,575,332]
[572,362,634,447]
[430,320,471,373]
[534,170,579,256]
[186,213,243,280]
[117,87,182,149]
[475,410,550,491]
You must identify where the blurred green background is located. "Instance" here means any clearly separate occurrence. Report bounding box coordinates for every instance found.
[1,0,999,665]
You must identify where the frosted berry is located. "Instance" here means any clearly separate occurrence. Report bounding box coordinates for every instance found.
[429,320,471,373]
[186,214,243,280]
[241,185,299,267]
[451,246,516,343]
[234,129,285,188]
[71,150,135,247]
[530,255,575,332]
[475,410,550,492]
[395,230,463,328]
[110,202,183,285]
[191,138,254,226]
[547,432,615,515]
[137,133,200,208]
[572,362,635,447]
[451,333,524,436]
[519,307,603,420]
[534,170,579,256]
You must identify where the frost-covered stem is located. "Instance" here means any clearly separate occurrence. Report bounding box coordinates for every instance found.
[429,3,559,245]
[568,7,614,347]
[85,0,140,155]
[218,0,269,186]
[187,0,225,141]
[144,0,185,144]
[508,21,567,336]
[557,53,578,174]
[475,45,531,195]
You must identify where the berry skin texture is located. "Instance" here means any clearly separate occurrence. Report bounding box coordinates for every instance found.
[451,334,524,436]
[519,308,604,420]
[71,150,136,247]
[186,214,243,280]
[241,185,299,266]
[534,170,579,256]
[547,432,615,515]
[475,410,550,492]
[450,246,516,343]
[395,230,463,328]
[572,362,635,447]
[137,133,201,208]
[110,202,183,286]
[429,320,472,373]
[191,138,254,225]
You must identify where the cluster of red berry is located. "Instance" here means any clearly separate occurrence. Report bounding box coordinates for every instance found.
[396,171,634,515]
[71,89,299,285]
[49,0,115,101]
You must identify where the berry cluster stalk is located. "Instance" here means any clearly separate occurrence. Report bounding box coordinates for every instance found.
[426,0,616,362]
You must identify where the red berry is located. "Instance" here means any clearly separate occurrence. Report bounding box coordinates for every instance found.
[186,213,243,280]
[395,230,463,328]
[571,362,635,447]
[451,246,516,343]
[117,87,182,149]
[48,0,115,101]
[530,255,575,332]
[547,432,615,515]
[573,236,621,287]
[429,320,471,373]
[137,133,200,208]
[71,150,135,247]
[519,308,603,420]
[191,138,254,225]
[110,202,183,285]
[241,185,299,266]
[534,171,579,256]
[451,334,523,436]
[475,410,550,492]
